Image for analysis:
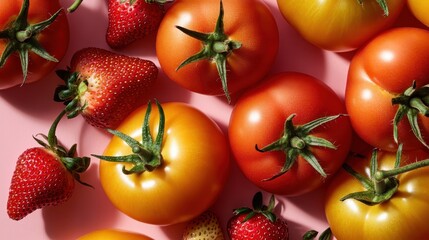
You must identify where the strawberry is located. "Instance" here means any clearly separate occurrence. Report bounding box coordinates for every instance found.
[54,47,158,129]
[106,0,170,49]
[182,210,225,240]
[227,192,289,240]
[7,110,91,221]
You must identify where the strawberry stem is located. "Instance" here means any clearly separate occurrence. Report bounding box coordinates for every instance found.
[92,100,164,174]
[32,109,92,187]
[67,0,83,13]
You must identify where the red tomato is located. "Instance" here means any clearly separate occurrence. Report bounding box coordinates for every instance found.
[156,0,279,101]
[276,0,405,52]
[98,101,230,225]
[325,148,429,239]
[228,72,353,196]
[345,27,429,152]
[0,0,69,90]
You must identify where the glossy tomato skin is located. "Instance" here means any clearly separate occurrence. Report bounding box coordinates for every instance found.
[276,0,405,52]
[0,0,69,90]
[228,72,353,196]
[156,0,279,97]
[77,229,153,240]
[407,0,429,27]
[325,149,429,239]
[346,27,429,152]
[99,102,230,225]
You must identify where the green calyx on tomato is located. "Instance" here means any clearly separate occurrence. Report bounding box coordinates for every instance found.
[0,0,61,85]
[92,100,164,174]
[392,81,429,149]
[255,114,344,180]
[341,144,429,205]
[357,0,389,16]
[175,0,241,102]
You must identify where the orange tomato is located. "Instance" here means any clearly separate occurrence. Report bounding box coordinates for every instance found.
[77,229,153,240]
[98,102,230,225]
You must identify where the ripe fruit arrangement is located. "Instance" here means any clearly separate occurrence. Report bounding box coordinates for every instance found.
[3,0,429,239]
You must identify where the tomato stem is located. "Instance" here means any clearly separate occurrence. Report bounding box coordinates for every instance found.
[92,100,164,175]
[256,114,344,180]
[375,159,429,181]
[290,136,305,149]
[16,29,32,42]
[175,0,241,103]
[0,0,60,84]
[392,81,429,149]
[341,145,429,204]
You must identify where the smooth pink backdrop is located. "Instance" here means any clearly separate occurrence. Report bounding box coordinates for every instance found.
[0,0,423,239]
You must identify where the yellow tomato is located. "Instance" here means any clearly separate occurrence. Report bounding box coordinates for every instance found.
[325,149,429,239]
[98,102,230,225]
[407,0,429,27]
[77,229,152,240]
[276,0,405,52]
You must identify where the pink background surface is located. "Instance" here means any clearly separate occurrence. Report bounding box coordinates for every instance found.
[0,0,423,239]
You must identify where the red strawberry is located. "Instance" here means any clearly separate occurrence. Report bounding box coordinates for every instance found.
[227,192,289,240]
[7,110,91,221]
[183,210,225,240]
[54,47,158,129]
[106,0,170,49]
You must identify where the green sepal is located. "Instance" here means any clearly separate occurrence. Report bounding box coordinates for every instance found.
[256,114,345,180]
[175,0,241,103]
[339,179,399,205]
[303,230,319,240]
[303,228,333,240]
[54,70,88,119]
[232,192,278,223]
[392,81,429,149]
[92,100,165,175]
[340,146,404,205]
[356,0,389,16]
[0,0,61,85]
[319,228,333,240]
[32,110,92,187]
